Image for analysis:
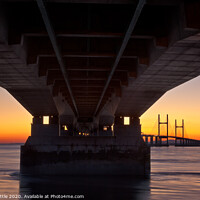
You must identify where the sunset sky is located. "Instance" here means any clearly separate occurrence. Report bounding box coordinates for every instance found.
[0,75,200,143]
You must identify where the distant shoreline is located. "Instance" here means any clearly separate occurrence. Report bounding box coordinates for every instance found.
[0,143,23,145]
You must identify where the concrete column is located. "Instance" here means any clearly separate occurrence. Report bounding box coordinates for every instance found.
[150,136,153,146]
[145,136,148,144]
[114,116,141,138]
[31,116,59,137]
[160,137,162,145]
[32,116,43,124]
[114,116,124,126]
[130,116,141,127]
[155,136,158,145]
[49,116,58,124]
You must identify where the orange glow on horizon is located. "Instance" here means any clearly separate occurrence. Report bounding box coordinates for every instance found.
[0,76,200,143]
[0,87,32,143]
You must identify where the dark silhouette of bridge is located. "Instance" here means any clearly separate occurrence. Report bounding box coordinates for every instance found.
[142,134,200,147]
[0,0,200,176]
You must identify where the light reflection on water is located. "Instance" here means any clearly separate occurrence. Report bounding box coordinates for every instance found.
[0,145,200,199]
[150,147,200,200]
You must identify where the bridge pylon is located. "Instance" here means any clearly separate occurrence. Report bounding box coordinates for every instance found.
[158,114,169,146]
[175,119,184,145]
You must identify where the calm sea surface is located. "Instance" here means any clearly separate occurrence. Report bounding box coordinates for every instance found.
[0,144,200,200]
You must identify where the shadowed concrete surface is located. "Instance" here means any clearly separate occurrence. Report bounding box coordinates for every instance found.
[0,0,199,175]
[19,175,150,200]
[21,136,150,176]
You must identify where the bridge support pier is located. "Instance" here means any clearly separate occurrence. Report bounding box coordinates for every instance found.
[159,137,162,146]
[145,136,148,144]
[20,116,150,177]
[150,136,153,146]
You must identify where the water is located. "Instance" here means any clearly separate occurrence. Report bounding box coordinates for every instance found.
[0,144,200,200]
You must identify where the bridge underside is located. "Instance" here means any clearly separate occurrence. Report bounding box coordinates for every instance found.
[0,0,199,175]
[0,0,200,130]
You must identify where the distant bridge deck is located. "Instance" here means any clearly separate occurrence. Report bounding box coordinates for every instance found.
[141,134,200,147]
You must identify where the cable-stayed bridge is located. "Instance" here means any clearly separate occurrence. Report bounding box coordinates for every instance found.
[142,114,200,146]
[142,134,200,146]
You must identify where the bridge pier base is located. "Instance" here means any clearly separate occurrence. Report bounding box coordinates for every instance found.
[20,116,150,177]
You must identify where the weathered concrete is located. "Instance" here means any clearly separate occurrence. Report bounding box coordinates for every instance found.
[20,135,150,177]
[31,116,59,137]
[31,124,59,137]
